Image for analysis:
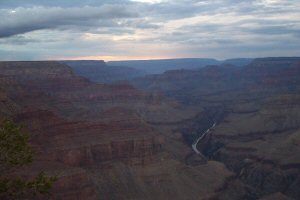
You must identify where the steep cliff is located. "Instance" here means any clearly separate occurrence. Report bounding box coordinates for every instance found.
[62,60,147,83]
[0,61,232,200]
[130,57,300,199]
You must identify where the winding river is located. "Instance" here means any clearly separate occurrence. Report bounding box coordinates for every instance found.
[192,122,216,154]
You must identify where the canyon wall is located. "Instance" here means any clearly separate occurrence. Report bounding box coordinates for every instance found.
[0,61,232,200]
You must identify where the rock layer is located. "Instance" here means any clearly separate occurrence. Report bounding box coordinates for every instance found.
[0,61,232,200]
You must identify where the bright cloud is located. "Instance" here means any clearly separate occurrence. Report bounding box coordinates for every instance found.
[0,0,299,61]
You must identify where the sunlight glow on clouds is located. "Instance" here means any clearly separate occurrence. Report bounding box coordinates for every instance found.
[0,0,299,61]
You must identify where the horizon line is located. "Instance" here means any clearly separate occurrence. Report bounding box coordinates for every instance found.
[2,56,300,63]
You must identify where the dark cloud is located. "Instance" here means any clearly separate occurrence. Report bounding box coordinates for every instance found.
[0,0,299,60]
[0,5,138,37]
[0,0,130,8]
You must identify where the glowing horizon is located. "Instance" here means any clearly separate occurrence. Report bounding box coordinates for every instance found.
[51,55,186,62]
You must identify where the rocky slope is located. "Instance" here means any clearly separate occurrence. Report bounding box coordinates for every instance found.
[203,94,300,199]
[0,61,232,200]
[62,60,146,83]
[130,57,300,199]
[1,58,299,199]
[108,58,253,74]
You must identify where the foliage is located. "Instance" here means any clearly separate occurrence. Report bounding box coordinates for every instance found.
[0,119,32,171]
[0,119,57,199]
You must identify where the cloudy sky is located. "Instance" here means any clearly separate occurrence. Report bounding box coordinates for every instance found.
[0,0,299,61]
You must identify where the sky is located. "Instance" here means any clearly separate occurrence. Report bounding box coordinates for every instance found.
[0,0,299,61]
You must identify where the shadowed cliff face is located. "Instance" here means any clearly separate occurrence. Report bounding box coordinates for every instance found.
[107,58,253,74]
[130,57,300,200]
[62,60,147,83]
[203,95,300,200]
[1,58,300,200]
[131,58,300,105]
[0,61,232,200]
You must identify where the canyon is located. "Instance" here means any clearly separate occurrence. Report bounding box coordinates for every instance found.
[0,57,300,199]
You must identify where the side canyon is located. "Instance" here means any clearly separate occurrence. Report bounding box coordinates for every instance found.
[1,57,300,200]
